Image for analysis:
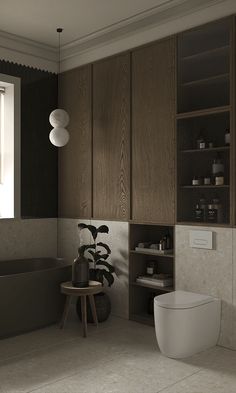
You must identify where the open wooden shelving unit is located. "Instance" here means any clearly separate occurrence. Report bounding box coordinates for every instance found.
[129,223,175,326]
[176,17,234,226]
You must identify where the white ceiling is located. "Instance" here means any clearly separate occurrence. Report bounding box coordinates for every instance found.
[0,0,179,47]
[0,0,236,72]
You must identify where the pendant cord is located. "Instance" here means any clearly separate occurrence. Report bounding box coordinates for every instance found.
[56,27,63,98]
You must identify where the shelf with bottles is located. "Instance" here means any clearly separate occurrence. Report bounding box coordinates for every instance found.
[179,152,230,189]
[177,189,230,225]
[129,224,174,256]
[177,112,230,205]
[177,111,230,150]
[177,18,231,113]
[129,223,175,325]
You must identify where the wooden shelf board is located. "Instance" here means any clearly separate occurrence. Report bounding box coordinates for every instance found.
[130,250,174,258]
[181,146,230,153]
[181,185,229,189]
[177,221,231,227]
[176,105,230,120]
[129,313,154,326]
[129,220,174,227]
[181,45,230,62]
[131,281,174,292]
[181,73,229,88]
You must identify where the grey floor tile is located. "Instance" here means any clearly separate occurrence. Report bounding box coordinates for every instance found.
[1,316,236,393]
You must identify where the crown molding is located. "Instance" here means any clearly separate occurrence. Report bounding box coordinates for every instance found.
[60,0,236,71]
[0,30,58,73]
[0,0,235,73]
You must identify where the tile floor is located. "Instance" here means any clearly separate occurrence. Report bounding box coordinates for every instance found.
[0,310,236,393]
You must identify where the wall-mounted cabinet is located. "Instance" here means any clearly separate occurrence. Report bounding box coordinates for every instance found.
[132,37,176,224]
[177,18,230,113]
[129,223,175,326]
[59,65,92,218]
[93,54,130,220]
[176,17,233,226]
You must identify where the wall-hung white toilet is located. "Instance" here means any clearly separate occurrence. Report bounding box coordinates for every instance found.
[154,290,221,359]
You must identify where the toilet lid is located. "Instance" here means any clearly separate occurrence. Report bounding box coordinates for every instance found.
[154,290,215,309]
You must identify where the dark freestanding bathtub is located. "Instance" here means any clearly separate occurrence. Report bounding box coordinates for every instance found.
[0,258,71,338]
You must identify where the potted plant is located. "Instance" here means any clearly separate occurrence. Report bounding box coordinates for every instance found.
[76,223,115,322]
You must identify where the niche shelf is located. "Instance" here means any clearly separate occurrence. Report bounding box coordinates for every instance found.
[176,17,232,226]
[129,223,175,326]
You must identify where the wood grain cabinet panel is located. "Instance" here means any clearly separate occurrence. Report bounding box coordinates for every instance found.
[93,54,130,220]
[59,65,92,218]
[132,38,176,224]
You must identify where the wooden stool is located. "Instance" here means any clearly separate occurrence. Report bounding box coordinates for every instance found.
[60,280,102,337]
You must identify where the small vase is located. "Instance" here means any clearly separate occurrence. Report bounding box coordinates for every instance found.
[72,255,89,288]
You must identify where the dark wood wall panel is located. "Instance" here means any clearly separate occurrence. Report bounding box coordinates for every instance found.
[132,38,176,224]
[0,60,58,218]
[59,65,92,218]
[93,54,130,220]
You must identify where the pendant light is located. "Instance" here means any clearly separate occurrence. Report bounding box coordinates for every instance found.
[49,28,70,147]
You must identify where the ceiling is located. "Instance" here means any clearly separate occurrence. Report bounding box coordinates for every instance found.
[0,0,235,72]
[0,0,180,48]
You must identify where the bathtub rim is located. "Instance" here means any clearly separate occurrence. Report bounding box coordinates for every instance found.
[0,257,72,278]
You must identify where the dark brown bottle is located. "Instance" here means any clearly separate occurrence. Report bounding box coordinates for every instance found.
[72,254,89,288]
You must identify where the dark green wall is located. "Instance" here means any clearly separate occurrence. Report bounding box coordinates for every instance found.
[0,60,58,218]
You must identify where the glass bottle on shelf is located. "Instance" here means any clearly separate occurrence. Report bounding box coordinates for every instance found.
[207,197,223,223]
[163,231,171,250]
[195,203,204,221]
[197,130,206,149]
[212,154,224,176]
[199,196,207,222]
[225,128,230,145]
[212,154,224,185]
[215,172,224,186]
[146,260,156,276]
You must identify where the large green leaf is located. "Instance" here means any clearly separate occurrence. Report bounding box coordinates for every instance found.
[78,223,97,240]
[96,260,115,273]
[94,251,102,262]
[97,225,109,234]
[87,250,95,258]
[97,242,111,254]
[78,244,95,256]
[96,269,104,285]
[102,269,114,287]
[86,225,98,240]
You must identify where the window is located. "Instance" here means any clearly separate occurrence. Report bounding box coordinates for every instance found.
[0,74,20,218]
[0,86,5,184]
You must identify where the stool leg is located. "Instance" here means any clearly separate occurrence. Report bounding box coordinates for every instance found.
[89,295,98,327]
[60,295,72,329]
[81,295,87,338]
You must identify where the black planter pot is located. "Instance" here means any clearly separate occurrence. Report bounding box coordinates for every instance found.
[76,292,111,323]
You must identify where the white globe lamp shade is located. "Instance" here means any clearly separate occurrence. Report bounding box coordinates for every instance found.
[49,109,69,128]
[49,127,70,147]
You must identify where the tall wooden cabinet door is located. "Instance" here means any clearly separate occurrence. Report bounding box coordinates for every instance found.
[93,54,130,220]
[132,38,176,224]
[59,65,92,218]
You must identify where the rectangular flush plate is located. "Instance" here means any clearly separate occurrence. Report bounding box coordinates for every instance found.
[189,230,213,250]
